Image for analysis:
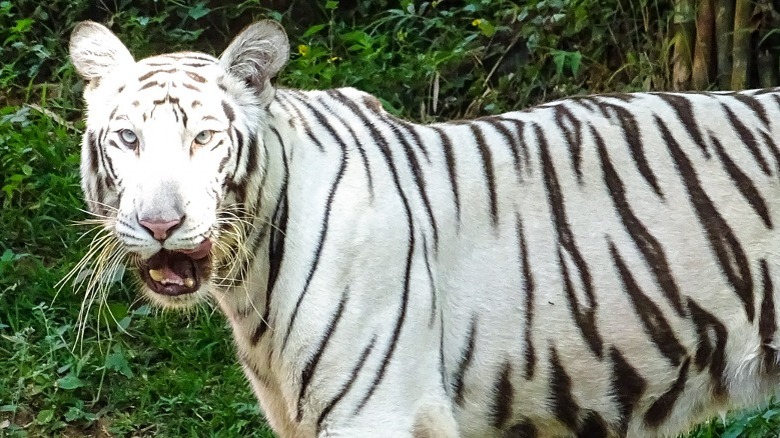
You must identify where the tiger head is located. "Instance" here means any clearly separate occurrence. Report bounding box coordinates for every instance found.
[68,21,289,308]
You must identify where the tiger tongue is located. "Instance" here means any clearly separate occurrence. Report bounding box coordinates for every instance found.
[148,251,196,285]
[150,266,186,285]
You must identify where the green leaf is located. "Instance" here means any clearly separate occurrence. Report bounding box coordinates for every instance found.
[56,374,84,390]
[188,2,211,20]
[64,406,82,422]
[302,24,326,38]
[325,0,339,9]
[477,20,496,37]
[35,409,54,424]
[12,18,33,34]
[569,51,582,76]
[552,51,566,75]
[105,349,134,378]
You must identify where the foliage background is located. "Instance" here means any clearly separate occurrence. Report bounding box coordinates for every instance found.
[1,0,780,436]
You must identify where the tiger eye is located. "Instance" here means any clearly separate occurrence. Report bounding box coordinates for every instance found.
[194,130,213,145]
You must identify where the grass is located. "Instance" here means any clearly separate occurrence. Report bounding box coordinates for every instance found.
[2,0,780,437]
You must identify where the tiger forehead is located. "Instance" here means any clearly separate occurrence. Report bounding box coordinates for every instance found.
[133,52,222,91]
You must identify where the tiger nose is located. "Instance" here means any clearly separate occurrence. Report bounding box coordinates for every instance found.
[139,217,183,241]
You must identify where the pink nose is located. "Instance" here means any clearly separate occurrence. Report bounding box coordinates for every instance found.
[139,218,182,241]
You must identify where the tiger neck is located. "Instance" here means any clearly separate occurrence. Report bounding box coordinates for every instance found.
[214,98,291,317]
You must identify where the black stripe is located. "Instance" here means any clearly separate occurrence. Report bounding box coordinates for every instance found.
[172,54,216,62]
[297,286,349,421]
[87,131,100,175]
[232,128,246,188]
[139,80,162,90]
[431,126,461,224]
[644,357,690,427]
[759,129,780,178]
[496,117,531,173]
[759,259,777,369]
[490,362,514,430]
[281,101,350,351]
[315,335,377,433]
[480,118,523,182]
[244,132,260,178]
[277,92,326,152]
[138,68,175,81]
[452,316,478,405]
[182,82,200,91]
[516,213,536,379]
[371,106,438,249]
[354,231,414,413]
[422,234,436,327]
[595,128,685,316]
[539,122,602,359]
[659,116,755,322]
[322,90,374,198]
[711,134,773,228]
[548,346,579,431]
[319,91,416,414]
[222,100,235,122]
[722,103,772,175]
[604,104,664,197]
[553,104,584,182]
[656,93,710,158]
[181,62,212,68]
[576,412,608,438]
[504,421,538,438]
[185,71,206,83]
[438,308,446,393]
[388,116,430,162]
[734,94,771,127]
[252,150,290,343]
[687,298,728,396]
[609,347,646,433]
[469,123,499,226]
[178,103,189,128]
[609,241,686,366]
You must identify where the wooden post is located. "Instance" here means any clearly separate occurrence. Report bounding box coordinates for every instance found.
[714,0,734,88]
[692,0,715,89]
[731,0,754,89]
[672,0,696,90]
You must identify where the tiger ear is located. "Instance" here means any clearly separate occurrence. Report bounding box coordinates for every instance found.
[219,20,289,96]
[69,21,134,81]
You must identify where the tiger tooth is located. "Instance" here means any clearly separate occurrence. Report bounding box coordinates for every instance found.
[184,278,195,288]
[149,269,164,282]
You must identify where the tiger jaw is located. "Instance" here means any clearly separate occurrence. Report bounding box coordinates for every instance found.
[136,239,213,298]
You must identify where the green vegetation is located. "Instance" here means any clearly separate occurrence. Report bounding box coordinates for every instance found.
[1,0,779,436]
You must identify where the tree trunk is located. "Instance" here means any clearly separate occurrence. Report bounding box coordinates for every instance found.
[731,0,754,89]
[672,0,696,90]
[714,0,735,88]
[692,0,715,89]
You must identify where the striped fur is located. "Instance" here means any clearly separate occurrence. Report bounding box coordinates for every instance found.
[69,21,780,438]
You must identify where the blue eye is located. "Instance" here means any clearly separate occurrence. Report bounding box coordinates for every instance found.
[194,130,213,145]
[119,129,138,147]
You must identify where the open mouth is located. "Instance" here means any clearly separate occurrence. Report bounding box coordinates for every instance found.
[138,240,212,296]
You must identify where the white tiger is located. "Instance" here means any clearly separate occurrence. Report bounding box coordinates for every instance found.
[68,19,780,438]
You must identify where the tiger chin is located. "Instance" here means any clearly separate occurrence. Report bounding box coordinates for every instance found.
[69,17,780,438]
